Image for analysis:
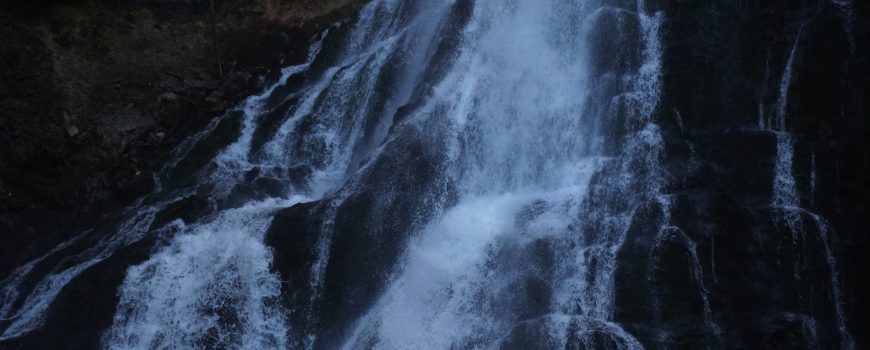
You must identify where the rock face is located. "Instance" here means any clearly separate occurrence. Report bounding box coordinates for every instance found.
[0,0,365,276]
[610,0,869,348]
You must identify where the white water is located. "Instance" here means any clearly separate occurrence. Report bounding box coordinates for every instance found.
[766,26,803,239]
[104,198,305,350]
[101,3,457,348]
[806,211,855,350]
[770,27,801,215]
[338,1,666,348]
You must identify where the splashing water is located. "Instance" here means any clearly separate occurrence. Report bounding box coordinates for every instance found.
[103,198,306,350]
[338,1,667,348]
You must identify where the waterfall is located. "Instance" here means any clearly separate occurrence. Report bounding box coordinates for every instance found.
[337,0,667,348]
[1,0,861,349]
[1,0,667,347]
[769,27,801,225]
[761,19,855,350]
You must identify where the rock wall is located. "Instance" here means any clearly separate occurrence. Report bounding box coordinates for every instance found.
[614,0,869,348]
[0,0,365,275]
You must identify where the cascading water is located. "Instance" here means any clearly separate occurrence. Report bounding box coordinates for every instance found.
[758,13,854,350]
[0,0,862,349]
[336,1,669,348]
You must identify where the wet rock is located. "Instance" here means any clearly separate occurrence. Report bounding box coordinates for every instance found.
[158,91,178,101]
[108,106,155,133]
[264,200,326,348]
[646,0,870,347]
[165,111,243,188]
[151,194,211,229]
[64,124,79,138]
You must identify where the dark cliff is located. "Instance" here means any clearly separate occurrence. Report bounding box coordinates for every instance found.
[612,0,869,348]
